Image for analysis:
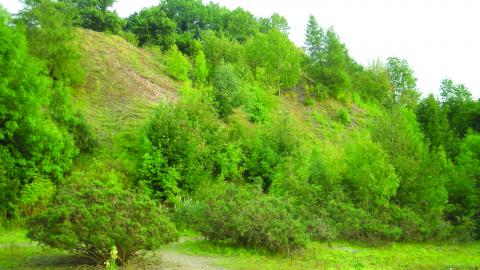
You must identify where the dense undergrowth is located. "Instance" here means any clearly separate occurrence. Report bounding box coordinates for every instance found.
[1,0,480,267]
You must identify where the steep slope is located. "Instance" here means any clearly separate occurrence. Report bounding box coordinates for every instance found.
[73,29,178,150]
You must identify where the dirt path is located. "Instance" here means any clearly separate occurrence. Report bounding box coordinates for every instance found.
[155,250,226,270]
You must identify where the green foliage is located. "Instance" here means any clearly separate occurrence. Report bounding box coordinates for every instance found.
[0,16,78,219]
[246,30,302,90]
[259,13,290,34]
[60,0,124,33]
[201,30,246,68]
[160,0,208,36]
[193,50,208,85]
[27,176,178,265]
[386,57,420,109]
[245,84,277,122]
[305,16,353,98]
[224,8,259,42]
[212,63,243,118]
[447,132,480,238]
[416,94,451,150]
[440,78,476,137]
[20,178,56,216]
[337,108,351,124]
[117,30,138,46]
[125,6,176,50]
[344,133,399,209]
[240,114,302,191]
[354,61,393,104]
[19,0,84,85]
[191,183,307,253]
[142,99,223,203]
[166,44,191,81]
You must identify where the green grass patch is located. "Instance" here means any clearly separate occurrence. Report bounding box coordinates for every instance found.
[170,240,480,270]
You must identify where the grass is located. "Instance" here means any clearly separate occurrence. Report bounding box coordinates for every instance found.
[169,239,480,270]
[0,228,76,270]
[1,229,479,269]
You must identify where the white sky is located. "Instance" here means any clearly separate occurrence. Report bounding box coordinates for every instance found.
[1,0,479,99]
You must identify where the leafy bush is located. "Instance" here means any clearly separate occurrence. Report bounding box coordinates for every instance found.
[191,183,307,254]
[20,178,56,216]
[27,177,178,265]
[193,50,208,85]
[142,100,223,203]
[212,63,243,118]
[344,133,399,209]
[166,45,191,81]
[338,108,351,124]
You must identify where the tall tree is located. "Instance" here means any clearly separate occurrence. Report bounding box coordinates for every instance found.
[439,79,476,137]
[305,15,324,64]
[304,16,352,98]
[386,57,420,109]
[0,13,77,218]
[259,13,290,35]
[246,30,303,90]
[19,0,84,85]
[224,7,259,42]
[416,94,451,150]
[125,6,176,50]
[59,0,124,33]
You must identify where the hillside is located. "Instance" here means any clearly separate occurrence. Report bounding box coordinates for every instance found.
[2,1,480,269]
[74,29,178,149]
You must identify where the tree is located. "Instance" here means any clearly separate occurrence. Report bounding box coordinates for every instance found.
[125,6,176,50]
[224,7,259,42]
[354,61,393,104]
[259,13,290,35]
[440,78,475,137]
[193,50,208,85]
[166,44,191,81]
[59,0,124,33]
[344,133,399,209]
[19,0,84,85]
[448,132,480,238]
[386,57,420,109]
[305,15,324,63]
[246,30,302,90]
[160,0,206,36]
[416,94,451,150]
[0,13,77,219]
[28,177,178,265]
[201,30,245,67]
[304,16,352,98]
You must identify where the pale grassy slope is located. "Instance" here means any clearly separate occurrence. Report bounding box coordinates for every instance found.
[74,29,178,149]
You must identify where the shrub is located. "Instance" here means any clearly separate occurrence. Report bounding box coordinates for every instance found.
[27,178,178,266]
[192,183,307,254]
[213,63,242,118]
[193,50,208,85]
[344,133,399,209]
[20,178,56,216]
[143,101,223,200]
[338,108,351,124]
[166,45,191,81]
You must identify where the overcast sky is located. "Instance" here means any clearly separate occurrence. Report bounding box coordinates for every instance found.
[1,0,478,99]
